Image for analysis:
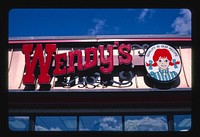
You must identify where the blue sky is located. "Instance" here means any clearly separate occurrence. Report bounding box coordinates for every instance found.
[8,8,191,37]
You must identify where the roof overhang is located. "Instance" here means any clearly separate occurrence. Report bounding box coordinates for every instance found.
[8,34,191,44]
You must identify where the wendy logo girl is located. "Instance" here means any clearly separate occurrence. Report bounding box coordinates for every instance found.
[144,44,182,82]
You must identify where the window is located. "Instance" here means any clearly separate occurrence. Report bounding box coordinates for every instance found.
[9,116,29,131]
[174,115,191,131]
[35,116,77,131]
[9,114,191,132]
[125,115,168,131]
[79,116,122,131]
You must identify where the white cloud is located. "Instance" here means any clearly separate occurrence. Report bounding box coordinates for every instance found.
[125,116,168,131]
[98,116,122,131]
[79,127,90,131]
[50,127,62,131]
[138,9,154,22]
[13,116,29,120]
[35,125,49,131]
[88,19,106,35]
[35,125,62,131]
[171,9,191,34]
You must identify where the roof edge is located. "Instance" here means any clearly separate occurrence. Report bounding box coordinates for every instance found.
[9,34,191,40]
[8,34,191,44]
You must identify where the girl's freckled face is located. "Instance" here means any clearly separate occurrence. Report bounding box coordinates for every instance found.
[156,57,170,70]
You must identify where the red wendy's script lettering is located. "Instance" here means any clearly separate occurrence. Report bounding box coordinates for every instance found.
[53,53,67,76]
[22,44,56,84]
[68,50,83,74]
[22,43,134,85]
[118,44,132,65]
[84,47,97,70]
[98,45,114,74]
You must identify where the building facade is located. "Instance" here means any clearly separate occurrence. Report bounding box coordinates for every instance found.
[8,35,191,133]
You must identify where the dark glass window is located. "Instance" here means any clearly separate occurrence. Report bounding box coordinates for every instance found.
[9,114,191,132]
[35,116,77,131]
[9,116,29,131]
[124,115,168,131]
[79,116,122,131]
[174,115,191,131]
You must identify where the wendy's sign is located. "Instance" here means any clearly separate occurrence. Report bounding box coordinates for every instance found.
[22,42,181,87]
[22,42,135,85]
[144,44,182,82]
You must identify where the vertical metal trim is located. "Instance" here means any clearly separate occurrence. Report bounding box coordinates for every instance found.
[167,114,174,131]
[135,74,138,88]
[122,115,125,131]
[8,48,14,72]
[29,115,36,131]
[77,115,79,131]
[35,79,38,89]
